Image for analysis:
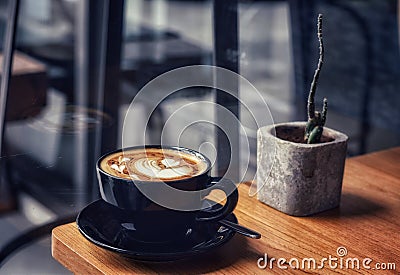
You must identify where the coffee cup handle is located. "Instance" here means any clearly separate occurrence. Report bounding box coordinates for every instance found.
[196,177,239,222]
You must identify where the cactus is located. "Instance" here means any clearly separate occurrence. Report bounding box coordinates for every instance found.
[304,14,328,144]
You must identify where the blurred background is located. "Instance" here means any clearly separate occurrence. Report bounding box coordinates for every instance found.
[0,0,399,273]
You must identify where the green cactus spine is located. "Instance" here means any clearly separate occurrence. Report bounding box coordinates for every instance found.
[304,14,328,144]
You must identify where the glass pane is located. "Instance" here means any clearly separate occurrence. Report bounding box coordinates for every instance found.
[0,0,399,273]
[0,0,216,272]
[238,0,400,169]
[239,1,293,180]
[122,0,217,166]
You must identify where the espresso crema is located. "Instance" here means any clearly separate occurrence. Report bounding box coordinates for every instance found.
[100,148,208,181]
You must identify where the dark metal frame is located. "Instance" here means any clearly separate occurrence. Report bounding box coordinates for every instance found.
[0,0,20,214]
[0,0,19,157]
[214,0,240,181]
[73,0,125,203]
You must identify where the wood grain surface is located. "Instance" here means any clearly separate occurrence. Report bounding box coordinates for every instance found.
[52,148,400,274]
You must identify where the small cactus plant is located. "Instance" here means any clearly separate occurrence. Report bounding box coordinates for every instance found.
[304,14,328,144]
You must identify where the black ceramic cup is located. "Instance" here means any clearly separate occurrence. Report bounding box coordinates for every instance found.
[96,146,238,242]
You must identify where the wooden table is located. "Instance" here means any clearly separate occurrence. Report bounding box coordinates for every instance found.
[52,148,400,274]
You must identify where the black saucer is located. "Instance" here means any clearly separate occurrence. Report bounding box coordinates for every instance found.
[77,200,237,262]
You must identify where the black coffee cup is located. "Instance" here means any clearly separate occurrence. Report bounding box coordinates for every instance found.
[96,146,238,242]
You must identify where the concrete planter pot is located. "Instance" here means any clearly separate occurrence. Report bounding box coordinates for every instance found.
[257,122,348,216]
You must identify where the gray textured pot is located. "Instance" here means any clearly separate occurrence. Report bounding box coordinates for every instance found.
[257,122,348,216]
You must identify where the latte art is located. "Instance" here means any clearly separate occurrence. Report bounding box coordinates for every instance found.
[100,148,208,181]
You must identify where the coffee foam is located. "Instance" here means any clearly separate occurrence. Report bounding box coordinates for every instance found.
[100,148,208,181]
